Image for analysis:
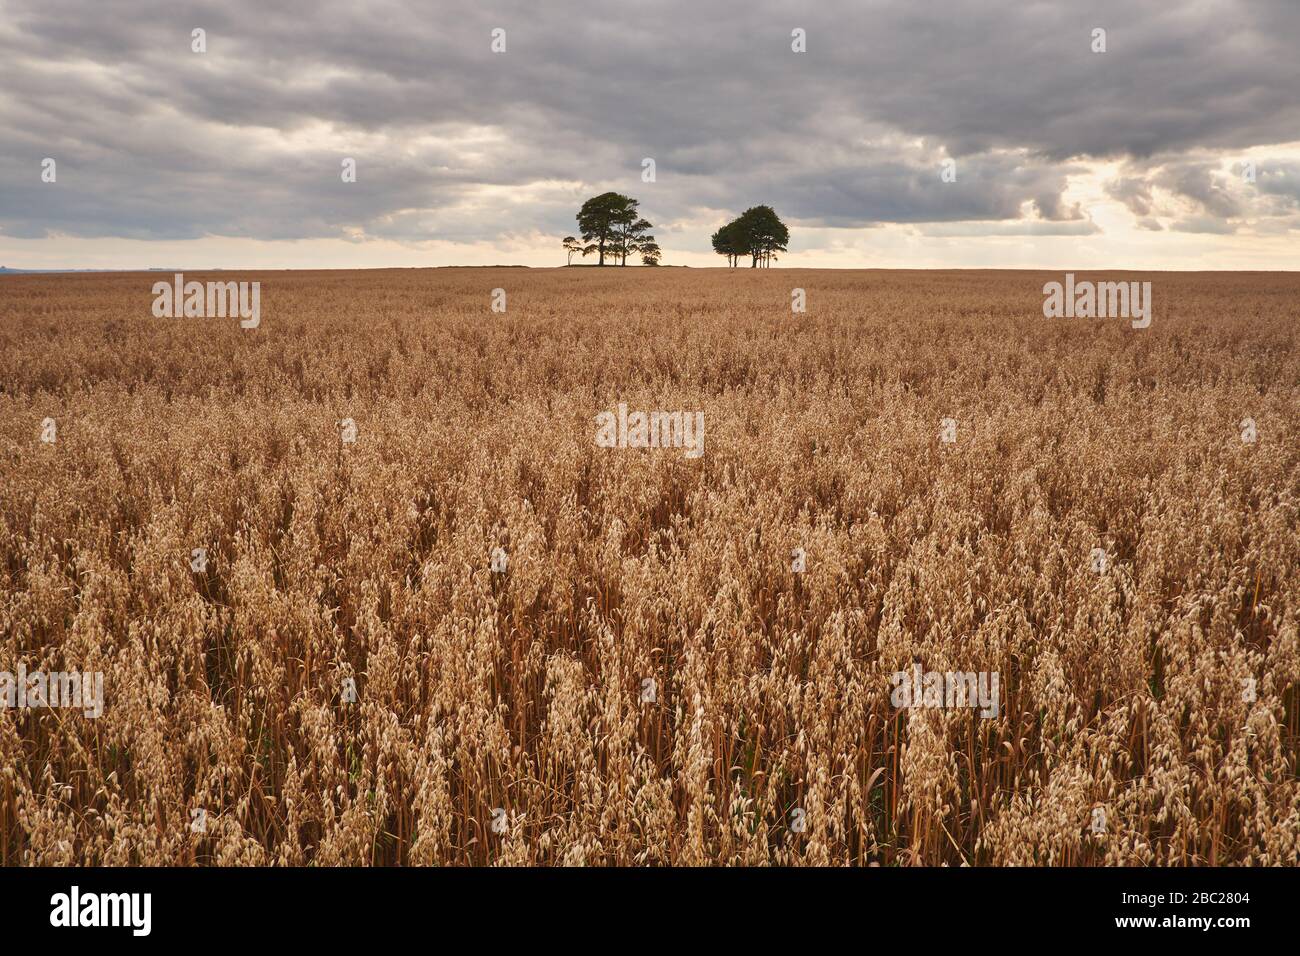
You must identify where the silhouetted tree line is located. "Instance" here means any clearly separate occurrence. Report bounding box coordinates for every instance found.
[562,195,788,267]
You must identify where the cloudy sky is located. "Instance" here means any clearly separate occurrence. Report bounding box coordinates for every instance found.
[2,0,1298,270]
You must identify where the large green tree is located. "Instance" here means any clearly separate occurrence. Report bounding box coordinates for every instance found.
[711,220,748,267]
[576,192,639,266]
[735,205,789,267]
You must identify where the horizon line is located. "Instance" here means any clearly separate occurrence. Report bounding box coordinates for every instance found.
[5,265,1299,275]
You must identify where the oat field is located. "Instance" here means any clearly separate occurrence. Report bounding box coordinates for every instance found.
[1,267,1297,866]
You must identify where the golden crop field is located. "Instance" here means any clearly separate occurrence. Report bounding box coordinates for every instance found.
[1,267,1297,866]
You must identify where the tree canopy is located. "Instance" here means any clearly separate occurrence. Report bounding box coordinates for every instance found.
[575,192,656,266]
[710,220,748,267]
[571,195,788,267]
[712,206,789,267]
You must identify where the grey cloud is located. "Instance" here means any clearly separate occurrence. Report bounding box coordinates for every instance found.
[2,0,1298,246]
[1255,162,1300,203]
[1106,178,1155,217]
[1169,216,1237,234]
[776,151,1089,227]
[1155,162,1243,218]
[1103,155,1300,233]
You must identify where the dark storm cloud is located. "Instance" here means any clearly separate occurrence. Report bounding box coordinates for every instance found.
[1,0,1297,244]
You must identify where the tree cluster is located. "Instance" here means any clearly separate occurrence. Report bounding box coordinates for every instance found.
[711,206,789,267]
[565,193,661,266]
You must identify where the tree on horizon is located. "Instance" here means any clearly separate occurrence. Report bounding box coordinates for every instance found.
[711,220,748,267]
[576,193,638,266]
[736,205,789,267]
[618,218,655,266]
[712,206,789,267]
[562,235,583,265]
